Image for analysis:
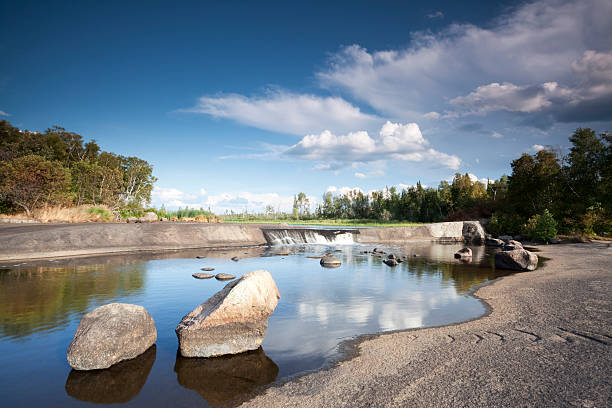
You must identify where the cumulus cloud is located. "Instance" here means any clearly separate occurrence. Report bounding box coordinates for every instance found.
[0,110,10,117]
[354,172,366,179]
[325,186,364,196]
[450,50,612,124]
[285,121,460,170]
[189,90,380,135]
[153,187,304,213]
[317,0,612,121]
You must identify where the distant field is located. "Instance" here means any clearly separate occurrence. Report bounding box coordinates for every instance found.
[222,218,424,228]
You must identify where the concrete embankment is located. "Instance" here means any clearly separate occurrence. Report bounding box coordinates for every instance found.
[0,222,267,261]
[0,221,485,261]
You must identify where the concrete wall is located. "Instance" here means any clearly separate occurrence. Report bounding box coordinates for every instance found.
[0,221,485,262]
[0,223,267,261]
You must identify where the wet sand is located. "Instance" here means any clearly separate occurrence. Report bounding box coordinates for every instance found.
[243,242,612,407]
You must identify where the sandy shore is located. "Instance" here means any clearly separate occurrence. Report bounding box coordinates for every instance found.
[243,242,612,407]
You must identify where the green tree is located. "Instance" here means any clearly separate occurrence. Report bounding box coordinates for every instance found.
[0,155,71,216]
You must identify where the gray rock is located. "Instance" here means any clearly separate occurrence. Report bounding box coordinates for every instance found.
[486,238,505,247]
[201,267,215,271]
[67,303,157,370]
[550,238,561,244]
[126,217,138,223]
[454,247,473,258]
[215,273,236,281]
[138,212,158,223]
[503,240,523,251]
[498,235,513,243]
[160,217,168,222]
[193,273,214,279]
[231,256,239,262]
[495,248,538,271]
[320,255,342,268]
[383,258,398,267]
[65,345,156,403]
[176,270,280,357]
[462,221,486,243]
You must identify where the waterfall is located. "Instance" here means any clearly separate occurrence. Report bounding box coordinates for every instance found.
[262,228,356,245]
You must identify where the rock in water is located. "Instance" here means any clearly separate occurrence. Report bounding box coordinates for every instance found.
[383,259,398,267]
[320,255,341,268]
[503,240,523,251]
[193,273,214,279]
[67,303,157,370]
[176,270,280,358]
[215,273,235,281]
[495,249,538,271]
[454,247,472,258]
[486,238,505,247]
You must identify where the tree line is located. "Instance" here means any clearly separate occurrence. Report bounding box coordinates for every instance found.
[0,120,156,216]
[295,128,611,236]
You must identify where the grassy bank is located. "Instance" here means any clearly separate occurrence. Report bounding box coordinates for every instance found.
[222,218,424,227]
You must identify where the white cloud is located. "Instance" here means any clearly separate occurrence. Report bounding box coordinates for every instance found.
[285,121,461,170]
[152,187,197,202]
[0,110,10,117]
[189,90,380,135]
[317,0,612,120]
[423,111,441,119]
[354,172,366,179]
[427,11,444,19]
[531,144,548,152]
[325,186,364,196]
[491,131,504,139]
[199,188,207,196]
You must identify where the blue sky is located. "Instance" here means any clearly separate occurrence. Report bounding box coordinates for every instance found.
[1,0,611,213]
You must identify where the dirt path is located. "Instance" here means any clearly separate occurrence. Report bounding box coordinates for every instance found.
[243,242,612,407]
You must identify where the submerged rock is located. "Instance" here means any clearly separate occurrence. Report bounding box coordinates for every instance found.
[176,270,280,358]
[193,273,214,279]
[215,273,235,281]
[320,255,342,268]
[67,303,157,370]
[454,247,473,258]
[495,248,538,271]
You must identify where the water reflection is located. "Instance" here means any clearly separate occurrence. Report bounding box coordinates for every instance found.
[0,262,146,339]
[65,345,156,404]
[174,347,278,407]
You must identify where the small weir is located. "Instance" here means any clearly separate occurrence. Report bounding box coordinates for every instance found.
[262,228,358,245]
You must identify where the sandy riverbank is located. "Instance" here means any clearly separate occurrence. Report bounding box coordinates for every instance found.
[243,242,612,407]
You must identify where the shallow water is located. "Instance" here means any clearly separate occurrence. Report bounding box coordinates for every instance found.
[0,243,513,407]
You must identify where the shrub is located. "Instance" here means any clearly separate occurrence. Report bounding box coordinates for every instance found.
[522,209,557,243]
[487,212,524,236]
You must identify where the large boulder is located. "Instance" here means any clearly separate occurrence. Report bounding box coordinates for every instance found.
[176,270,280,358]
[67,303,157,370]
[495,248,538,271]
[65,345,156,403]
[462,221,486,244]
